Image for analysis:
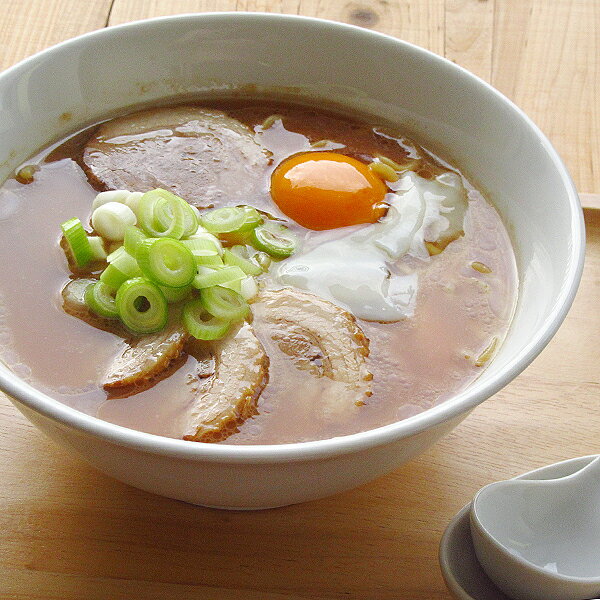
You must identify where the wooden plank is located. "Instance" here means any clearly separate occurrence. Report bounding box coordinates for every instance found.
[492,0,600,193]
[0,0,113,71]
[297,0,445,52]
[108,0,446,54]
[108,0,238,24]
[445,0,495,82]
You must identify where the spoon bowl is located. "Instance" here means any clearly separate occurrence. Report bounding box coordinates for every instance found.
[471,456,600,600]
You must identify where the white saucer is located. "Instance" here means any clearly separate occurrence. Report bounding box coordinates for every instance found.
[439,455,599,600]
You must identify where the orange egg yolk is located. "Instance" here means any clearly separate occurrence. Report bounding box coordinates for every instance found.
[270,152,387,230]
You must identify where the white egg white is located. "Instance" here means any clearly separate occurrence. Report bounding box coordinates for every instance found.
[275,171,468,322]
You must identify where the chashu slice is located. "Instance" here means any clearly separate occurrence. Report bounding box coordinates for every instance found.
[61,278,188,389]
[253,288,372,402]
[103,321,189,389]
[184,323,269,443]
[82,106,269,208]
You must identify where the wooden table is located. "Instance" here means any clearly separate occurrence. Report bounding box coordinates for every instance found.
[1,2,598,599]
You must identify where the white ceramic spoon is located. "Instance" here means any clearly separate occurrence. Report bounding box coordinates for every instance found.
[470,456,600,600]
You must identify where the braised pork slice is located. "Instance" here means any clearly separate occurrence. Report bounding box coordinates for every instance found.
[183,323,269,443]
[253,288,372,401]
[103,322,189,389]
[82,106,269,207]
[62,279,189,389]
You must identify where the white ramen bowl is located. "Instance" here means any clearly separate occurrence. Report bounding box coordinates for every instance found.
[0,13,585,508]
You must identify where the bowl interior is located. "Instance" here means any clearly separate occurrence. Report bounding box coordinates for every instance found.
[0,13,584,451]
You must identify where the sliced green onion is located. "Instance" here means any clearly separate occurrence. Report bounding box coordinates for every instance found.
[136,238,196,288]
[84,281,118,318]
[91,201,137,241]
[124,191,144,216]
[106,245,123,263]
[250,223,298,258]
[182,237,220,259]
[153,191,198,237]
[219,279,242,293]
[159,284,192,304]
[87,236,107,261]
[200,285,249,321]
[222,248,262,276]
[115,277,168,334]
[183,298,231,341]
[200,206,246,234]
[236,205,264,233]
[61,217,93,267]
[108,247,142,278]
[124,225,147,255]
[192,265,246,289]
[106,245,123,262]
[195,254,224,267]
[138,189,187,239]
[99,263,130,291]
[186,230,223,255]
[92,189,130,211]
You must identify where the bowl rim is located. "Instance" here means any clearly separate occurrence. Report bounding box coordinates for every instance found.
[0,12,586,463]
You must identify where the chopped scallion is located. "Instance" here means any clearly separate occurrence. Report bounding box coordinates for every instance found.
[239,276,259,301]
[250,223,298,258]
[222,248,262,276]
[236,205,263,232]
[192,265,246,289]
[115,277,168,334]
[138,189,187,239]
[61,217,93,267]
[194,254,224,267]
[200,206,246,234]
[153,191,198,237]
[183,298,231,341]
[99,263,130,291]
[91,201,137,242]
[159,284,193,304]
[182,237,220,259]
[136,238,196,288]
[200,285,249,321]
[108,247,142,278]
[123,225,148,255]
[87,236,107,262]
[84,281,118,318]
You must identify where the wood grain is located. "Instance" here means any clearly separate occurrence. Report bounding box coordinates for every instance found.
[108,0,446,52]
[492,0,600,194]
[1,2,599,599]
[0,0,113,71]
[445,0,494,81]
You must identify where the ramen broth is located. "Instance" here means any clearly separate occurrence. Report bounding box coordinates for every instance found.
[0,99,517,444]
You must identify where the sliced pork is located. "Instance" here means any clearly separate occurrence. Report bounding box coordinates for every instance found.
[82,106,269,207]
[183,323,269,442]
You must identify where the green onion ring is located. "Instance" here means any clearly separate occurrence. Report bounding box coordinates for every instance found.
[84,281,119,319]
[200,285,249,321]
[115,277,168,334]
[200,206,246,234]
[183,298,231,340]
[137,238,196,288]
[138,189,187,239]
[250,223,298,258]
[61,217,93,267]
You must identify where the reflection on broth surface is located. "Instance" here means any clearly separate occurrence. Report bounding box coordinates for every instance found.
[0,99,517,444]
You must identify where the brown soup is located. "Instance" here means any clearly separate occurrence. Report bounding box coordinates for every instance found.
[0,98,517,444]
